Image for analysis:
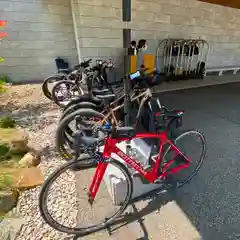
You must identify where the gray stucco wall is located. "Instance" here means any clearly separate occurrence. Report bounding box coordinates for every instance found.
[0,0,78,82]
[72,0,240,71]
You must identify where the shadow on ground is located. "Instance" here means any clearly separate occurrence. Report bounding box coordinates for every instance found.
[72,191,174,240]
[73,82,240,240]
[156,82,240,239]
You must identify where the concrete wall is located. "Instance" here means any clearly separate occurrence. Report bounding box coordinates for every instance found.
[1,0,240,82]
[72,0,240,71]
[71,0,124,76]
[0,0,77,82]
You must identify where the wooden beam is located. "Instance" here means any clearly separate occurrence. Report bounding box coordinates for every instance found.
[198,0,240,9]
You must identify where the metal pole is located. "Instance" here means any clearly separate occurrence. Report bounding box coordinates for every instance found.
[122,0,131,127]
[122,0,132,159]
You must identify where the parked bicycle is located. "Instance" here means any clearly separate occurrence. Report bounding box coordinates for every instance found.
[39,118,206,236]
[42,59,92,101]
[39,67,206,236]
[56,70,182,162]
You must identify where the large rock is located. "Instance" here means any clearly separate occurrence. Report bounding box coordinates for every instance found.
[18,150,41,168]
[0,190,19,214]
[0,128,29,155]
[0,167,44,189]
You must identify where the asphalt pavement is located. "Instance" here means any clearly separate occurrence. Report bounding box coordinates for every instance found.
[77,82,240,240]
[158,82,240,240]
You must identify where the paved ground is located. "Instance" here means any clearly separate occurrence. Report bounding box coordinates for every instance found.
[158,82,240,240]
[155,73,240,93]
[76,82,240,240]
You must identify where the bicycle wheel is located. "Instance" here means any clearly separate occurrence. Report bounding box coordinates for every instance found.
[56,108,106,161]
[39,157,133,236]
[52,80,84,108]
[60,101,99,121]
[162,129,206,188]
[42,74,66,100]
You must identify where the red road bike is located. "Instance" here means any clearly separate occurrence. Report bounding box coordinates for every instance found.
[39,122,206,236]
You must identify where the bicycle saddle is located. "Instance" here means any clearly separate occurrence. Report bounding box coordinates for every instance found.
[111,127,136,138]
[66,95,102,107]
[92,89,110,94]
[95,94,116,102]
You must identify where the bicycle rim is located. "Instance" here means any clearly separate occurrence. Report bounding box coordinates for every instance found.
[56,108,107,160]
[39,158,133,236]
[42,75,66,100]
[52,81,83,108]
[60,102,99,122]
[162,129,206,188]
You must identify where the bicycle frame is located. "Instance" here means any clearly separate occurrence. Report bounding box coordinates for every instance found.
[88,131,191,201]
[98,88,152,126]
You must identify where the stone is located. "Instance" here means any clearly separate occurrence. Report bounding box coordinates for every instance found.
[0,167,44,189]
[0,190,19,214]
[0,218,24,240]
[18,150,41,168]
[0,128,29,154]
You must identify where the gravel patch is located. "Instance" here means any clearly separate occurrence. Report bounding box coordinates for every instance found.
[1,84,78,239]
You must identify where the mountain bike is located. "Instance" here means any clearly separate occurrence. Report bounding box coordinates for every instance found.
[39,123,206,236]
[42,59,92,101]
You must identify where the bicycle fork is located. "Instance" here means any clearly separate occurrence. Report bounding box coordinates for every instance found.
[88,161,108,204]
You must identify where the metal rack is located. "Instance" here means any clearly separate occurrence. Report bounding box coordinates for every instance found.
[156,38,210,80]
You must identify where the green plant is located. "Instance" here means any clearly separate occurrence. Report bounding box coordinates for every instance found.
[0,143,10,161]
[0,117,16,128]
[0,21,8,94]
[0,172,13,189]
[0,75,11,83]
[0,80,6,93]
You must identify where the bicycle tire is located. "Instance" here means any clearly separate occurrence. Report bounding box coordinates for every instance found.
[56,108,106,161]
[60,102,99,121]
[39,158,133,236]
[51,80,84,108]
[64,95,102,109]
[163,129,206,188]
[42,74,66,100]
